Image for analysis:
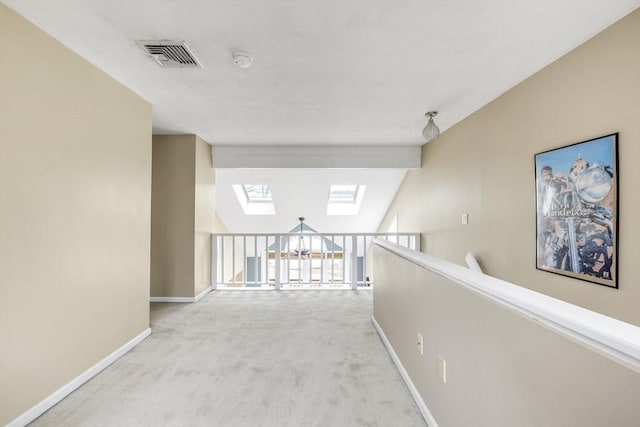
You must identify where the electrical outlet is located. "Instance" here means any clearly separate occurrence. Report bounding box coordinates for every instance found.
[438,356,447,383]
[417,333,424,355]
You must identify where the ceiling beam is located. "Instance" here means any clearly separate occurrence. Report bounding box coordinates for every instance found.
[212,145,421,169]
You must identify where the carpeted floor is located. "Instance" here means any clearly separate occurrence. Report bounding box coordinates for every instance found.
[30,290,426,427]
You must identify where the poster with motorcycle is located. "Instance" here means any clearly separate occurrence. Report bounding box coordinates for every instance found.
[535,133,618,288]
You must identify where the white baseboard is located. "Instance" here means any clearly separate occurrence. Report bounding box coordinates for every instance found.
[371,316,438,427]
[149,296,194,303]
[194,286,212,302]
[7,327,151,427]
[150,286,213,303]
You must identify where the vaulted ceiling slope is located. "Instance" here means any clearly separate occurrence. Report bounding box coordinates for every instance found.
[4,1,637,145]
[215,168,408,233]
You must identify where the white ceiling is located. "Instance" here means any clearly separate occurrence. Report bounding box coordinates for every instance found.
[4,0,638,232]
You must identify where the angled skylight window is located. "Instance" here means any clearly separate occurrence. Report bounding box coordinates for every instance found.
[233,184,275,215]
[327,185,366,215]
[243,184,272,202]
[328,185,359,203]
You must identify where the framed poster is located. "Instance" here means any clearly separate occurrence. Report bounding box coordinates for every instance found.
[534,133,618,288]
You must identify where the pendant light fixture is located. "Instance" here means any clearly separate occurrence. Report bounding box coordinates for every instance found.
[295,217,309,258]
[422,111,440,142]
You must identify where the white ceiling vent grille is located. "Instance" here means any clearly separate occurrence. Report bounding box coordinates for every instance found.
[138,40,202,68]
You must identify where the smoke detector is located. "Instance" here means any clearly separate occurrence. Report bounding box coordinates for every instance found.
[233,53,253,69]
[138,40,202,68]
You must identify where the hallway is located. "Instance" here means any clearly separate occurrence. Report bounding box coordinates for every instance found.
[30,291,426,427]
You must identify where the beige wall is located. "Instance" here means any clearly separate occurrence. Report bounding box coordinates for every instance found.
[373,245,640,427]
[213,212,230,234]
[150,135,197,297]
[151,135,216,297]
[0,5,151,425]
[195,136,215,295]
[379,10,640,325]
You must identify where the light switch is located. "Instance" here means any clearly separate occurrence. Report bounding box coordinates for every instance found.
[461,213,469,225]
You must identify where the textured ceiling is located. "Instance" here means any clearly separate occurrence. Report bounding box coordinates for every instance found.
[4,0,637,232]
[4,0,637,145]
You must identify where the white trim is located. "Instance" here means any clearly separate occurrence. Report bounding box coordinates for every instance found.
[464,252,483,273]
[149,287,212,303]
[149,296,195,303]
[7,328,151,427]
[372,238,640,372]
[194,286,213,302]
[371,316,438,427]
[214,286,363,291]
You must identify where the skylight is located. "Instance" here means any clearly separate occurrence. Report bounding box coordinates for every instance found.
[243,184,272,202]
[327,185,366,215]
[328,185,359,203]
[233,184,275,215]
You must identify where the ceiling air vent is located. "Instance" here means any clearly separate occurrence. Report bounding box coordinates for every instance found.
[138,40,202,68]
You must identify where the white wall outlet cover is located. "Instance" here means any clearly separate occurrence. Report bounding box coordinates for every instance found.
[438,355,447,383]
[461,213,469,225]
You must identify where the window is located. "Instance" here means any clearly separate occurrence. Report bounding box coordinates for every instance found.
[327,184,366,215]
[242,184,272,202]
[328,185,359,203]
[233,184,275,215]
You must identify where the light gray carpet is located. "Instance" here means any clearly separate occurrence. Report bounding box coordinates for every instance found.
[30,290,426,427]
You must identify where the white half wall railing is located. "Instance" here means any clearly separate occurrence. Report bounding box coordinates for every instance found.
[371,238,640,427]
[211,232,420,290]
[374,238,640,372]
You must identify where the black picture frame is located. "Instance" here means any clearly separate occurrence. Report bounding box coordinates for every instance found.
[534,133,618,288]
